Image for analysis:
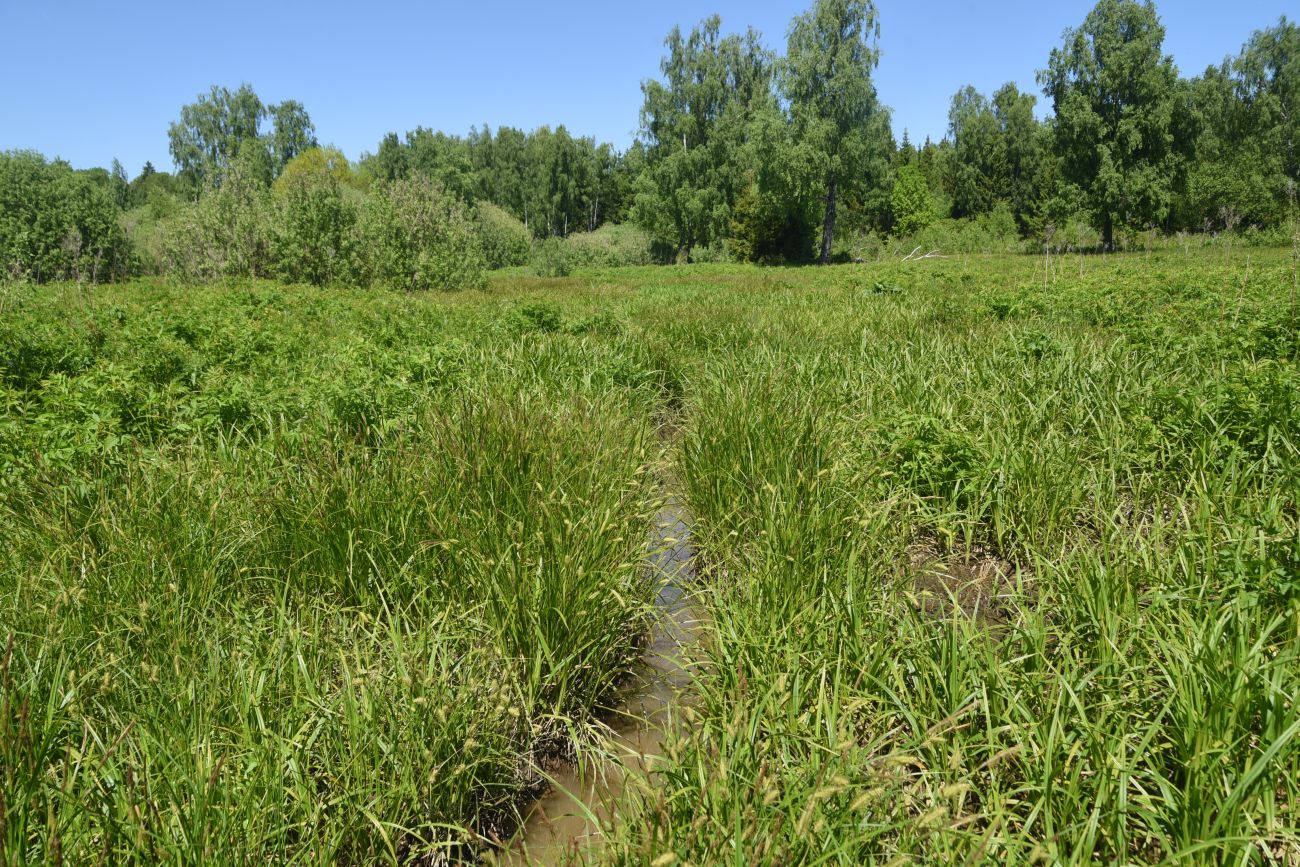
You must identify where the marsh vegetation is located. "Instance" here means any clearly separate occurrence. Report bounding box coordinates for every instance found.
[3,247,1298,863]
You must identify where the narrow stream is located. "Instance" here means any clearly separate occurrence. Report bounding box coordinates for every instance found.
[495,495,703,865]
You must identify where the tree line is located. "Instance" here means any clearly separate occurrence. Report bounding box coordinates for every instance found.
[2,0,1297,286]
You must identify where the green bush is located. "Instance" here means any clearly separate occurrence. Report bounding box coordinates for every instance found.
[530,237,574,277]
[358,177,487,291]
[270,152,361,286]
[158,150,274,282]
[0,150,131,282]
[566,224,664,267]
[476,202,532,269]
[529,224,668,275]
[121,206,168,275]
[1045,215,1103,251]
[832,228,885,262]
[891,205,1025,255]
[686,242,732,264]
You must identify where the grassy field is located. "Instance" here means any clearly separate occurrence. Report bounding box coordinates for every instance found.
[2,247,1298,864]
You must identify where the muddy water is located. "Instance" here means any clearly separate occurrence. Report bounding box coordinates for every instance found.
[495,497,703,865]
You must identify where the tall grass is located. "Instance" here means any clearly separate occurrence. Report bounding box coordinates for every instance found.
[1,285,664,862]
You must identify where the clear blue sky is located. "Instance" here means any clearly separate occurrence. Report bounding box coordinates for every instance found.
[0,0,1289,178]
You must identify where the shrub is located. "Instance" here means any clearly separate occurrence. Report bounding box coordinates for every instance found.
[687,242,731,264]
[270,149,361,286]
[358,177,487,291]
[563,223,661,267]
[121,206,168,275]
[0,150,131,282]
[832,228,885,262]
[158,150,274,282]
[530,237,573,277]
[1044,215,1102,251]
[476,202,532,269]
[528,224,669,275]
[892,204,1025,255]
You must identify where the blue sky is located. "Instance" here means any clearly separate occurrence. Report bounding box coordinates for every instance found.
[0,0,1289,177]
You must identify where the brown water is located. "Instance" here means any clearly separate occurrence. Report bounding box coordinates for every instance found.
[493,498,703,865]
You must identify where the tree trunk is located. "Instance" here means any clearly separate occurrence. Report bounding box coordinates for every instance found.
[1102,214,1114,252]
[820,176,838,265]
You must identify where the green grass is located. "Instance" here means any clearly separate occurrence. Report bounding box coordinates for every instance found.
[2,249,1298,864]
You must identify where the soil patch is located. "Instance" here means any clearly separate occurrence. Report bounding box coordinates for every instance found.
[907,537,1029,625]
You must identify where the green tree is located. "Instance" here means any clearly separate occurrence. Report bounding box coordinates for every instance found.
[1178,63,1279,229]
[915,136,952,200]
[782,0,889,264]
[481,126,528,217]
[948,86,1000,218]
[947,83,1047,231]
[167,84,315,190]
[1167,19,1297,232]
[895,129,917,167]
[168,84,267,190]
[405,127,476,200]
[992,83,1050,232]
[367,132,411,184]
[891,163,935,236]
[1041,0,1180,248]
[128,162,182,214]
[267,100,318,176]
[110,159,130,210]
[0,150,130,282]
[729,99,819,263]
[526,125,588,238]
[359,124,630,239]
[635,16,774,260]
[1236,18,1298,190]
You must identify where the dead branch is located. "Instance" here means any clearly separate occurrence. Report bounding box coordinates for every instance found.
[902,246,945,261]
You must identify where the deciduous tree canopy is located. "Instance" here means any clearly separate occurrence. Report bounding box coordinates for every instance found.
[5,0,1299,287]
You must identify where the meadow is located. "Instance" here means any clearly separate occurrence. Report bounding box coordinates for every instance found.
[1,246,1298,865]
